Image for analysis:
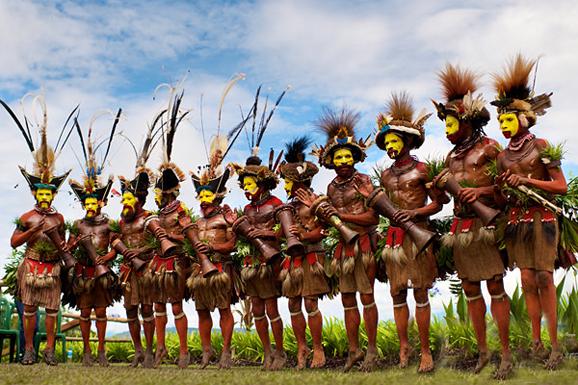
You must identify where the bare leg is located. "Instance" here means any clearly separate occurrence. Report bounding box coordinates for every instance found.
[360,292,378,372]
[414,289,434,373]
[126,306,144,367]
[171,302,189,368]
[218,307,234,369]
[21,305,38,364]
[251,297,272,369]
[79,307,93,363]
[462,280,490,374]
[266,298,286,370]
[94,307,109,367]
[141,305,155,368]
[43,309,59,365]
[341,293,363,372]
[487,279,512,379]
[197,309,213,368]
[305,298,325,369]
[536,270,563,369]
[153,303,168,367]
[392,290,410,368]
[289,297,308,370]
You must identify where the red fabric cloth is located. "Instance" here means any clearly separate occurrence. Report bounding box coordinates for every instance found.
[508,206,556,225]
[386,226,405,248]
[25,258,57,274]
[282,252,317,270]
[150,254,175,272]
[449,217,475,234]
[74,263,96,279]
[334,232,372,259]
[244,195,283,212]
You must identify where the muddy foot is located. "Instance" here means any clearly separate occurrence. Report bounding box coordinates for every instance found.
[360,348,378,372]
[153,346,167,368]
[270,350,287,371]
[473,351,491,374]
[418,351,434,373]
[43,349,58,366]
[200,348,214,369]
[531,340,549,361]
[262,352,273,371]
[97,350,109,367]
[310,348,326,369]
[545,350,563,370]
[178,351,190,369]
[296,347,311,370]
[218,350,232,369]
[399,345,410,369]
[142,349,154,368]
[82,351,94,367]
[130,350,144,368]
[493,354,513,380]
[343,349,364,372]
[20,349,36,365]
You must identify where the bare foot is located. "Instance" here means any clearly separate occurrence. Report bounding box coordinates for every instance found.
[361,348,378,372]
[310,347,326,369]
[418,350,434,373]
[82,351,94,367]
[473,351,491,374]
[545,350,563,370]
[153,346,167,368]
[43,349,58,366]
[178,351,190,369]
[531,340,549,361]
[200,348,214,369]
[218,349,232,369]
[399,344,410,368]
[130,350,144,368]
[343,349,364,372]
[296,346,310,370]
[493,353,513,380]
[270,350,287,370]
[20,349,36,365]
[262,351,273,371]
[97,350,109,367]
[143,349,154,368]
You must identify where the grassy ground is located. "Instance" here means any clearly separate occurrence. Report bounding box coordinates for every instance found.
[1,361,577,385]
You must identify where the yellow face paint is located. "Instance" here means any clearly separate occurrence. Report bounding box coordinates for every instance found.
[197,189,216,204]
[84,197,99,217]
[498,112,519,139]
[154,188,162,207]
[445,115,459,137]
[384,132,404,158]
[333,148,354,167]
[283,178,294,197]
[242,176,259,195]
[121,191,137,216]
[35,188,54,209]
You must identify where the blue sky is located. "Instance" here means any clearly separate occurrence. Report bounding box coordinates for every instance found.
[1,0,578,333]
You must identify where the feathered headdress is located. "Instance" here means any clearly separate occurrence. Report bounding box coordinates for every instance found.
[69,109,121,204]
[311,107,371,169]
[153,83,190,194]
[0,94,75,192]
[432,64,490,128]
[232,85,290,190]
[190,74,247,200]
[278,136,318,183]
[491,54,552,126]
[375,91,431,150]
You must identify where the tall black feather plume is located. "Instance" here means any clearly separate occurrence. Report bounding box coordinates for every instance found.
[250,86,261,147]
[284,136,311,163]
[0,99,34,152]
[101,108,121,168]
[257,89,287,146]
[74,117,88,162]
[55,104,80,152]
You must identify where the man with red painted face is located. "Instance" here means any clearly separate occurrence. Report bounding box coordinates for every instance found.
[492,55,567,370]
[297,108,379,372]
[112,168,156,368]
[431,65,512,379]
[371,92,440,373]
[279,136,329,370]
[4,95,71,366]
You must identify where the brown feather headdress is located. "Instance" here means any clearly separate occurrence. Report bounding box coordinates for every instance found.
[0,94,75,192]
[279,136,318,183]
[311,107,371,169]
[375,91,431,150]
[490,54,552,125]
[432,64,490,128]
[69,109,121,205]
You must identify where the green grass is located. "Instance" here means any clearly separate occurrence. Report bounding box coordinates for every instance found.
[1,363,578,385]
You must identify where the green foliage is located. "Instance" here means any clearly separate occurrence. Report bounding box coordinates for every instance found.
[486,158,498,180]
[457,179,477,188]
[425,156,446,182]
[66,221,80,236]
[1,248,24,296]
[12,217,24,230]
[541,142,566,163]
[108,219,121,234]
[144,233,160,250]
[370,164,386,187]
[32,239,57,255]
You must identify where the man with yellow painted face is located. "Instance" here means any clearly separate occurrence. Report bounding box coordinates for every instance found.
[112,169,156,368]
[297,107,379,372]
[279,137,329,369]
[233,153,288,370]
[188,160,238,369]
[370,92,441,373]
[492,55,567,370]
[4,95,72,365]
[68,175,117,367]
[432,64,512,379]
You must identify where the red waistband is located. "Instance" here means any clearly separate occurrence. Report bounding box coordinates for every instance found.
[508,206,556,225]
[25,258,58,274]
[334,232,372,259]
